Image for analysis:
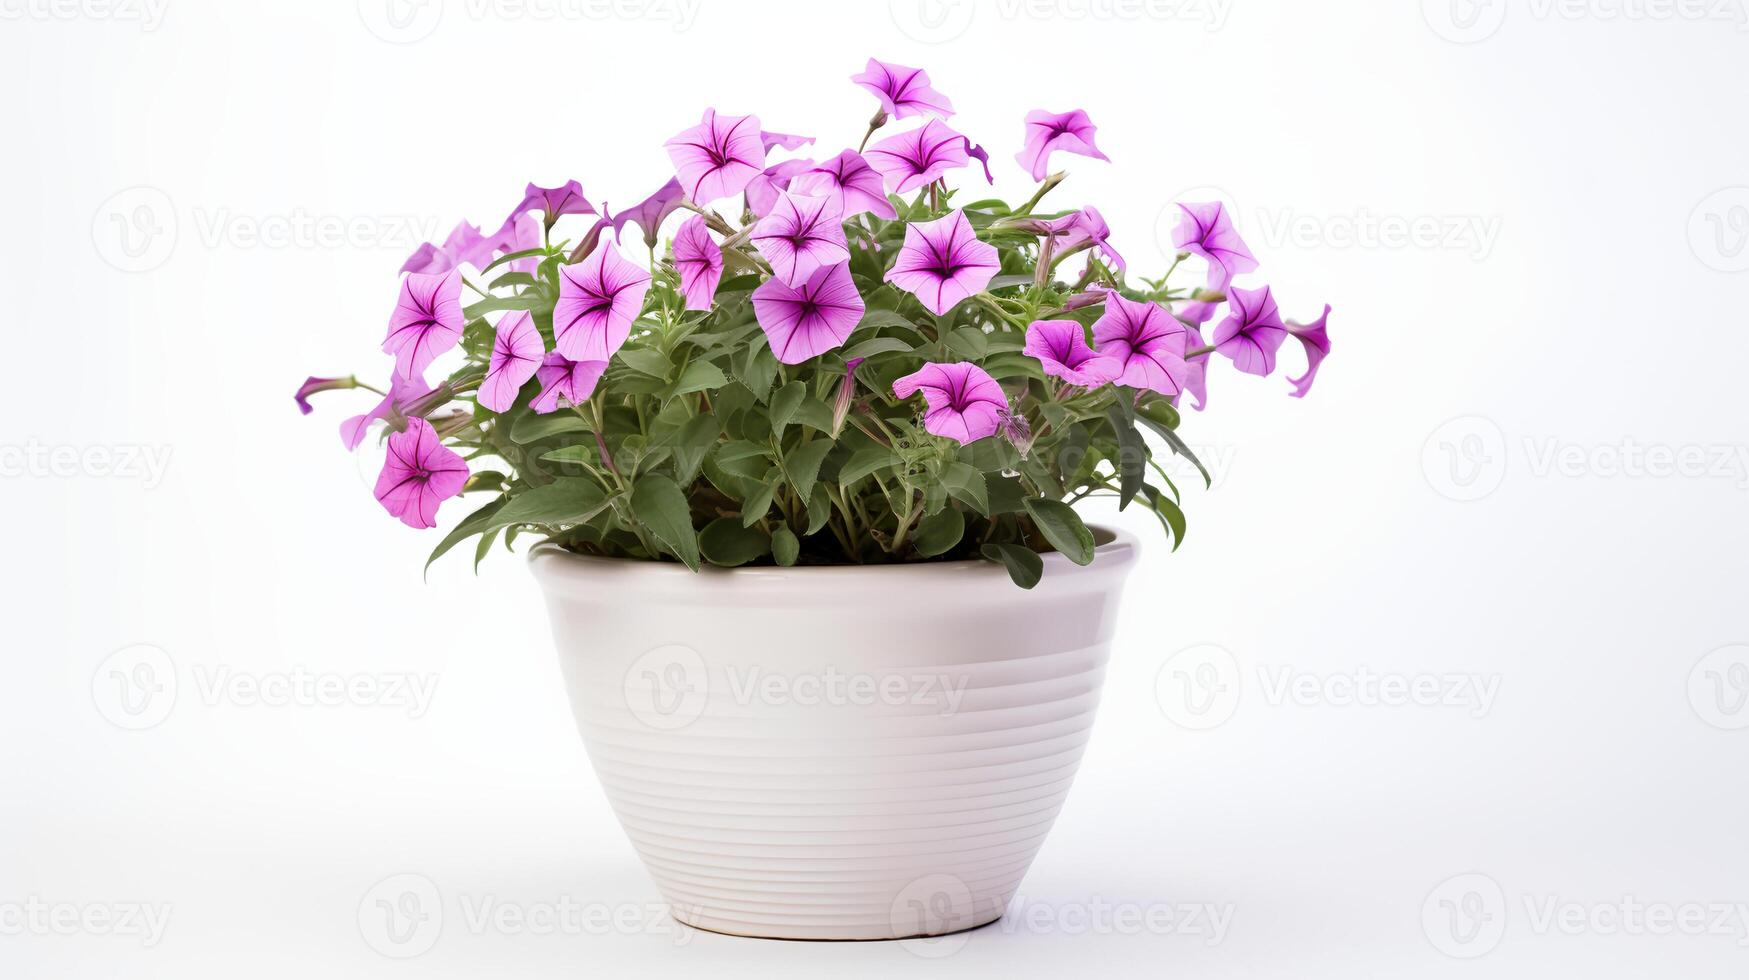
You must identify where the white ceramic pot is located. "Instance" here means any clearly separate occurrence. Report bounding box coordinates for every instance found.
[529,528,1137,941]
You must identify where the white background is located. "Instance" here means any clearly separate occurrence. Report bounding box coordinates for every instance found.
[4,0,1748,976]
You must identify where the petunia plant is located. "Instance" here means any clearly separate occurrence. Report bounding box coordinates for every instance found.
[298,59,1334,588]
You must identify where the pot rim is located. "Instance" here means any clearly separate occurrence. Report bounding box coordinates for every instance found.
[528,523,1138,589]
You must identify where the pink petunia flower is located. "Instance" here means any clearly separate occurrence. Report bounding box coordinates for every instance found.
[1212,285,1288,377]
[530,352,608,415]
[865,119,970,194]
[1172,201,1258,289]
[885,209,1000,316]
[791,150,898,220]
[751,262,865,364]
[553,244,652,363]
[373,417,469,530]
[673,215,723,312]
[761,130,814,152]
[1284,303,1332,397]
[507,180,595,228]
[752,191,849,287]
[479,310,545,413]
[340,372,433,451]
[851,58,955,120]
[892,361,1007,445]
[1024,319,1123,387]
[1180,324,1209,411]
[382,269,465,381]
[294,375,355,415]
[665,108,766,205]
[605,178,685,251]
[399,221,493,276]
[745,158,818,218]
[1015,109,1110,182]
[1092,293,1190,397]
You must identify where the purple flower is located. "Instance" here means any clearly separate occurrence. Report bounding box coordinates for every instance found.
[400,221,492,276]
[294,375,355,415]
[665,108,766,205]
[885,209,999,316]
[790,150,897,220]
[1181,324,1209,411]
[1212,285,1288,377]
[553,244,652,363]
[382,269,464,381]
[997,406,1034,458]
[530,352,608,414]
[608,178,685,250]
[673,215,723,312]
[1174,291,1221,327]
[1030,206,1125,273]
[892,361,1007,445]
[1024,319,1122,387]
[832,356,865,436]
[479,310,545,413]
[751,262,865,364]
[1015,109,1109,182]
[374,417,468,529]
[745,157,818,218]
[851,59,954,120]
[865,119,969,194]
[485,211,544,275]
[761,130,814,152]
[752,191,849,287]
[1284,303,1332,397]
[1172,202,1257,289]
[507,180,595,228]
[1092,293,1190,396]
[340,372,432,451]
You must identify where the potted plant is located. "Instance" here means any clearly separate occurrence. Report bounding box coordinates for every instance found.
[297,58,1333,941]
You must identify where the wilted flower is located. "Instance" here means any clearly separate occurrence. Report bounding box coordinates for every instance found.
[851,58,954,120]
[1016,109,1109,182]
[673,215,724,312]
[885,209,999,316]
[1212,285,1288,377]
[294,375,356,415]
[507,180,595,228]
[1173,201,1257,289]
[1024,319,1122,387]
[1092,293,1190,397]
[479,311,545,413]
[790,150,896,220]
[1284,304,1332,397]
[752,191,849,287]
[751,262,865,364]
[865,119,969,194]
[997,406,1034,458]
[892,361,1007,445]
[382,269,464,381]
[665,108,766,205]
[832,357,866,437]
[553,244,652,363]
[374,417,468,529]
[761,130,814,152]
[608,178,685,250]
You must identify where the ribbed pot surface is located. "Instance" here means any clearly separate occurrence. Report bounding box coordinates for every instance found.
[530,530,1135,940]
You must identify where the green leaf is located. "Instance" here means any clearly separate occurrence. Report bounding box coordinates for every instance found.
[1136,413,1212,489]
[668,360,728,397]
[771,526,800,566]
[791,398,835,434]
[617,347,673,379]
[1022,497,1096,565]
[839,447,899,486]
[769,380,806,432]
[805,483,832,535]
[1141,482,1188,551]
[913,507,965,558]
[699,518,769,566]
[741,479,778,527]
[783,439,834,498]
[491,478,610,530]
[1106,405,1147,510]
[941,461,989,515]
[424,498,506,575]
[1138,397,1181,431]
[838,337,914,361]
[854,308,920,332]
[631,474,700,571]
[658,413,720,485]
[981,541,1043,589]
[510,412,590,444]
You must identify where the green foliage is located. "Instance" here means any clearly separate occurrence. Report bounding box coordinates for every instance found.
[417,186,1217,588]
